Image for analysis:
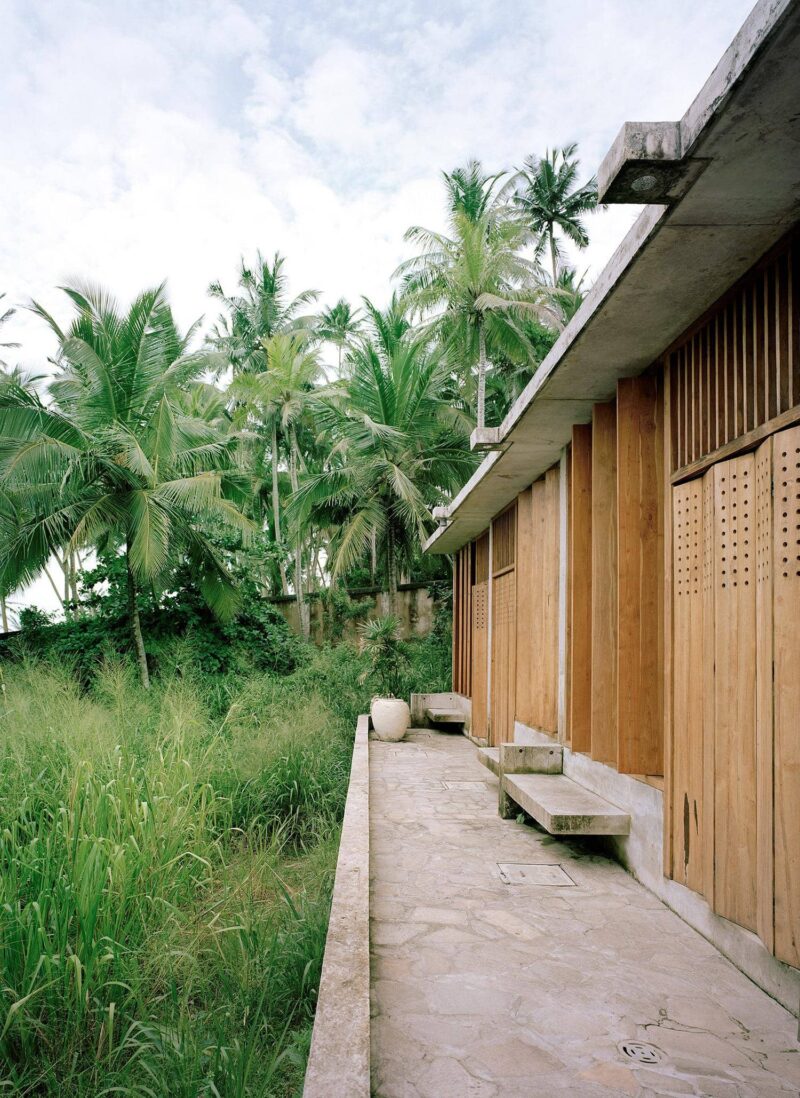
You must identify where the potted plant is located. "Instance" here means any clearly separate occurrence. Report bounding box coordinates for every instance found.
[359,615,411,741]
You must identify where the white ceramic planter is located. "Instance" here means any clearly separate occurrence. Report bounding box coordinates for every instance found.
[370,697,410,742]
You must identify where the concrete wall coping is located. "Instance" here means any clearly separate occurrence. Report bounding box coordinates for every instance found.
[303,714,371,1098]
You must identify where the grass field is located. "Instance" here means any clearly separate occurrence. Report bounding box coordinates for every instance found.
[0,641,381,1096]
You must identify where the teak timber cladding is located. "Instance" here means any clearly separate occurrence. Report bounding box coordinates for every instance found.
[516,471,560,733]
[590,401,618,765]
[568,425,592,753]
[470,533,490,739]
[617,377,664,775]
[490,505,517,746]
[772,424,800,966]
[669,424,800,967]
[669,231,799,475]
[452,545,472,696]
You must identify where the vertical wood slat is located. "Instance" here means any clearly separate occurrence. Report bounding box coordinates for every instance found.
[663,366,675,877]
[569,425,593,753]
[701,472,716,907]
[515,487,535,729]
[668,232,798,474]
[671,478,706,893]
[755,438,774,952]
[712,454,758,932]
[490,570,516,747]
[772,424,800,966]
[542,467,560,733]
[590,401,618,764]
[470,532,490,738]
[616,376,664,774]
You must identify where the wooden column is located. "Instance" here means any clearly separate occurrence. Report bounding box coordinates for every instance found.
[569,425,592,753]
[616,376,664,775]
[590,401,618,764]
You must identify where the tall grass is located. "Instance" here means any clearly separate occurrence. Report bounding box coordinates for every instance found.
[0,655,356,1096]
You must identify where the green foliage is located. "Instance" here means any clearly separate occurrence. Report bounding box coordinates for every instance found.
[0,650,359,1096]
[358,615,411,698]
[2,589,304,683]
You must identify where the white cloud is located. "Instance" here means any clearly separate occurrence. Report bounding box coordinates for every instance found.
[1,0,755,617]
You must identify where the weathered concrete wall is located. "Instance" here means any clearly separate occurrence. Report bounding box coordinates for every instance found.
[273,584,441,645]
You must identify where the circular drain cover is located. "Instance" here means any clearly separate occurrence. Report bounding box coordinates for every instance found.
[619,1041,664,1064]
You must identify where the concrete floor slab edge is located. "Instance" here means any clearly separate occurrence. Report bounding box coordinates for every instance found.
[303,714,371,1098]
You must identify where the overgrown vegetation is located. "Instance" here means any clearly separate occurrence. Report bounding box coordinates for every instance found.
[0,619,451,1097]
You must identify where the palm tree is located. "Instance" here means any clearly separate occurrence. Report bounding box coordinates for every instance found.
[441,159,510,223]
[289,311,475,613]
[397,199,544,429]
[513,144,598,286]
[544,266,589,330]
[0,294,20,368]
[0,283,252,687]
[229,331,323,635]
[208,252,319,374]
[316,298,362,373]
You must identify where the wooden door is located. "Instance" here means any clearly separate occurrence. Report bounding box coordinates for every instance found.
[490,571,516,746]
[671,478,707,893]
[669,424,800,962]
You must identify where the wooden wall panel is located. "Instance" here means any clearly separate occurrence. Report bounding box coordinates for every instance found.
[566,428,592,755]
[452,546,472,695]
[470,580,489,739]
[755,438,773,951]
[671,479,706,893]
[515,488,535,728]
[591,401,618,764]
[528,479,546,725]
[712,455,758,931]
[541,468,560,733]
[490,570,516,747]
[772,424,800,966]
[617,376,664,774]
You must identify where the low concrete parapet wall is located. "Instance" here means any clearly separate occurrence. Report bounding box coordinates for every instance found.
[303,714,371,1097]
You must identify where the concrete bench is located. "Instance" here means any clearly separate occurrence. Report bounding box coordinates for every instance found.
[501,773,630,836]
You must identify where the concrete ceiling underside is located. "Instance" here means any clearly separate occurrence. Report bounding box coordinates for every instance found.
[427,0,800,554]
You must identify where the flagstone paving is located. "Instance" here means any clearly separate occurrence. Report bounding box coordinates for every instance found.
[369,729,800,1098]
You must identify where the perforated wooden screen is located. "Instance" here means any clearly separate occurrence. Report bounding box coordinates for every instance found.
[668,231,799,474]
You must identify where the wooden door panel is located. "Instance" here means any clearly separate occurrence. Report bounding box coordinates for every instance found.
[671,479,706,892]
[490,570,516,747]
[712,455,758,931]
[772,425,800,966]
[470,581,488,739]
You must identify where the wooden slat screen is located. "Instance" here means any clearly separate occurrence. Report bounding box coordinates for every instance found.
[492,504,516,574]
[669,231,799,474]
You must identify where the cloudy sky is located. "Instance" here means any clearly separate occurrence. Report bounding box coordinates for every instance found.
[1,0,754,616]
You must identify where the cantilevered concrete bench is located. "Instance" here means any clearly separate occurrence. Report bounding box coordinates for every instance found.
[478,742,630,837]
[425,707,465,727]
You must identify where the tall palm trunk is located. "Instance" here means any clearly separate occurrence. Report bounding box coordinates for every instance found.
[126,553,150,690]
[549,228,559,287]
[271,422,289,595]
[386,524,398,616]
[476,324,488,430]
[0,595,8,633]
[289,427,310,639]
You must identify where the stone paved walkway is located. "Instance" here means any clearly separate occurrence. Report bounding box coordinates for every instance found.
[369,729,800,1098]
